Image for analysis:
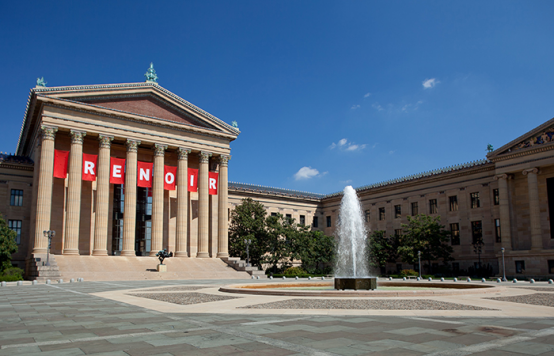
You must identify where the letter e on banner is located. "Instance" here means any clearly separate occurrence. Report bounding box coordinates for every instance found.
[82,153,98,181]
[188,168,198,192]
[110,157,125,184]
[209,172,218,195]
[164,165,177,190]
[53,149,69,179]
[137,161,153,188]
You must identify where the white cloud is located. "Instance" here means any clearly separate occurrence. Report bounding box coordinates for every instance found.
[372,143,378,148]
[422,78,439,89]
[389,150,395,155]
[330,138,366,152]
[340,179,353,184]
[372,102,384,111]
[294,166,321,180]
[338,138,347,147]
[364,93,371,98]
[351,104,360,110]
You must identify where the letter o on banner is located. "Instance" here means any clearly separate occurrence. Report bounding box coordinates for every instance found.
[164,165,177,190]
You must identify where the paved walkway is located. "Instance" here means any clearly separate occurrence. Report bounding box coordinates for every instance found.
[1,279,554,355]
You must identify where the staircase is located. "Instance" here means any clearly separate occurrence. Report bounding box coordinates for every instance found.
[222,257,266,278]
[25,254,62,282]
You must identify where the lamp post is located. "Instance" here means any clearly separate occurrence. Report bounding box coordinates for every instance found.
[501,247,506,282]
[42,230,55,266]
[244,239,251,267]
[418,250,421,278]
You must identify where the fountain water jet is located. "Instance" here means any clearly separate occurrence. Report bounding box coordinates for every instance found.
[334,186,377,290]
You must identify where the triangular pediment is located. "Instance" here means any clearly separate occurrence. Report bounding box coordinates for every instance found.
[488,117,554,160]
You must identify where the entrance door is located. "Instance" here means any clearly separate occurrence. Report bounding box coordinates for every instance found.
[135,187,152,256]
[111,184,124,255]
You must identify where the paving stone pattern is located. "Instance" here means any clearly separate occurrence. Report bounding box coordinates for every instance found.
[489,293,554,308]
[137,286,213,292]
[0,280,553,355]
[241,299,497,310]
[129,292,240,305]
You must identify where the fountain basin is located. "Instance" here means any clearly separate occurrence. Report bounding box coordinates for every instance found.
[335,277,377,290]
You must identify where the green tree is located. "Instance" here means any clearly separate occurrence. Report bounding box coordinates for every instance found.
[398,214,454,274]
[261,214,293,272]
[228,198,268,267]
[367,230,398,273]
[293,228,335,274]
[0,214,17,273]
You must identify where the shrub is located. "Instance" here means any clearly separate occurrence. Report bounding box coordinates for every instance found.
[400,269,419,277]
[0,267,23,281]
[283,267,306,276]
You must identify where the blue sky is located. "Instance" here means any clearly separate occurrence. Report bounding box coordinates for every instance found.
[2,1,554,194]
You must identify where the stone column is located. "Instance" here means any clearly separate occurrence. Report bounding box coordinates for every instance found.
[495,174,513,250]
[63,130,86,255]
[92,135,113,256]
[523,168,542,250]
[197,151,211,258]
[150,143,167,256]
[32,126,58,254]
[121,139,140,256]
[175,148,191,257]
[217,155,230,258]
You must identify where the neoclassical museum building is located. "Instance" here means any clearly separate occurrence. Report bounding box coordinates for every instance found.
[2,67,554,279]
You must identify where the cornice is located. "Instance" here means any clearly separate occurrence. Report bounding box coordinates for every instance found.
[488,143,554,163]
[0,163,34,171]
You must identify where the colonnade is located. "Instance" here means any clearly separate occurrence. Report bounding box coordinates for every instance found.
[32,125,229,258]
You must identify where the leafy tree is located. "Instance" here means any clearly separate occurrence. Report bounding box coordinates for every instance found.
[0,214,17,273]
[228,198,268,267]
[294,229,335,274]
[262,214,293,272]
[398,214,454,274]
[367,230,398,273]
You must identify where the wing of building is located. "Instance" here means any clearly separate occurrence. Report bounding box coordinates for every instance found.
[2,73,554,279]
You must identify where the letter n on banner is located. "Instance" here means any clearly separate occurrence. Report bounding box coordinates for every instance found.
[164,165,177,190]
[53,149,69,179]
[82,153,98,181]
[137,161,153,188]
[209,172,219,195]
[110,157,125,184]
[188,168,198,192]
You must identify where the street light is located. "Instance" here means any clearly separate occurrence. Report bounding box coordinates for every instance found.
[43,230,55,266]
[418,250,421,278]
[244,239,252,267]
[501,247,506,282]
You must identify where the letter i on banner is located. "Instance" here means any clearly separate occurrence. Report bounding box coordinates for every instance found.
[110,157,125,184]
[82,153,98,181]
[164,165,177,190]
[209,172,218,195]
[137,161,153,188]
[53,149,69,178]
[188,168,198,192]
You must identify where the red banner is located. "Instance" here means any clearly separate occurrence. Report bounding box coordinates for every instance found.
[209,172,219,195]
[188,168,198,192]
[53,149,69,179]
[110,157,125,184]
[137,161,153,188]
[164,165,177,190]
[82,153,98,181]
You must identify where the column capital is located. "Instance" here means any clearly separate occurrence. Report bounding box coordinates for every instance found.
[126,139,141,152]
[199,151,212,163]
[153,143,168,156]
[218,155,231,167]
[178,147,191,160]
[98,135,114,148]
[495,173,513,180]
[522,168,539,176]
[70,130,86,144]
[40,125,58,141]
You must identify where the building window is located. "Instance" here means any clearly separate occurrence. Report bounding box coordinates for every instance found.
[515,260,525,274]
[449,196,458,212]
[8,220,22,245]
[313,216,318,228]
[471,221,483,244]
[495,219,501,243]
[364,210,370,222]
[452,262,460,273]
[411,202,418,216]
[300,215,305,225]
[470,192,480,209]
[286,214,292,222]
[326,216,331,228]
[493,189,499,205]
[548,260,554,274]
[396,264,402,273]
[379,208,385,221]
[394,229,402,237]
[394,205,401,219]
[10,189,23,206]
[271,212,277,217]
[429,199,438,214]
[450,223,460,245]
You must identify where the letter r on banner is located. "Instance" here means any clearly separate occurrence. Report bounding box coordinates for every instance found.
[188,168,198,192]
[110,157,126,184]
[82,153,98,181]
[164,165,177,190]
[209,172,218,195]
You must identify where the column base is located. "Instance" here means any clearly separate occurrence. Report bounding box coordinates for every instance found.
[216,252,229,258]
[32,248,47,254]
[120,250,136,256]
[174,252,188,257]
[92,250,108,256]
[63,249,80,255]
[196,252,209,258]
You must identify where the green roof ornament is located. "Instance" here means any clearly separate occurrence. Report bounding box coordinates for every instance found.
[231,121,238,128]
[36,77,47,88]
[487,144,493,153]
[144,62,158,83]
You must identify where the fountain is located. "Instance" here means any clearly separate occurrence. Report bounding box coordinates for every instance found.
[334,186,377,290]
